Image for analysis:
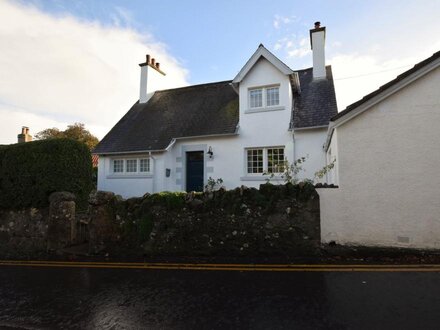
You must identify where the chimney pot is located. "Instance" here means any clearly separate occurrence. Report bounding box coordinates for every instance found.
[314,21,321,29]
[18,126,32,143]
[139,55,165,103]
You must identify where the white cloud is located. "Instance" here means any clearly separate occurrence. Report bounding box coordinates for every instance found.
[273,14,298,29]
[0,0,189,144]
[0,106,68,145]
[274,36,310,59]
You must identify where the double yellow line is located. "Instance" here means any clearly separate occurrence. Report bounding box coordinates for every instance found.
[0,260,440,272]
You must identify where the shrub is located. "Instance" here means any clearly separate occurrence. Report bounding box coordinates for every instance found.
[0,139,93,209]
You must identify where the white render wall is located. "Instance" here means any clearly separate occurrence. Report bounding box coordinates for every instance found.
[294,128,327,182]
[319,66,440,249]
[97,154,162,198]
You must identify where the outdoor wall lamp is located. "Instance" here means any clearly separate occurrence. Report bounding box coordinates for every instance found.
[207,146,214,159]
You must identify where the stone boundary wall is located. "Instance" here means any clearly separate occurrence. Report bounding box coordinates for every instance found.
[88,183,321,257]
[0,192,76,258]
[0,183,321,258]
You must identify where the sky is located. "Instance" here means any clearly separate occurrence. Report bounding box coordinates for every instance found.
[0,0,439,144]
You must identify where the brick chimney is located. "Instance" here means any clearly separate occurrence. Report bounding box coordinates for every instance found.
[139,54,166,104]
[310,21,326,79]
[17,126,32,143]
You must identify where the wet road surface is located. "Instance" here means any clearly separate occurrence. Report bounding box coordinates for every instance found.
[0,264,439,329]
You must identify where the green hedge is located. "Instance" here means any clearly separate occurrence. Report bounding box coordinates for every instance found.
[0,139,93,209]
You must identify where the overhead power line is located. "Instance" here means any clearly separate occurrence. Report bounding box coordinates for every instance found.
[334,64,413,81]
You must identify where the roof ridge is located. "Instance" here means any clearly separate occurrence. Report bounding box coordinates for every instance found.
[156,80,233,93]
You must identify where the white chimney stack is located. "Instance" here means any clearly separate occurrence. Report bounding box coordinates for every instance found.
[310,21,326,79]
[139,54,166,103]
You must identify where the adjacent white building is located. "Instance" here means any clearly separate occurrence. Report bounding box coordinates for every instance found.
[94,22,338,198]
[319,50,440,249]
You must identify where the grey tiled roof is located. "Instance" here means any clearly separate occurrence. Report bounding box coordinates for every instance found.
[95,66,339,154]
[291,66,338,129]
[94,81,239,154]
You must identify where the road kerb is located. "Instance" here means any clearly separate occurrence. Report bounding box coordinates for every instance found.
[0,260,440,272]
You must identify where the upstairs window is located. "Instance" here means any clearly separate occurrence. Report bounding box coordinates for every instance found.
[266,87,280,107]
[248,86,280,109]
[249,89,263,108]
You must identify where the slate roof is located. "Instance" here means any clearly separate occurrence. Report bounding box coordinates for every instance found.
[94,81,239,154]
[94,66,339,154]
[332,50,440,121]
[291,66,338,129]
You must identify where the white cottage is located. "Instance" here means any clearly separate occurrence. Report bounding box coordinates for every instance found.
[94,22,338,198]
[319,50,440,249]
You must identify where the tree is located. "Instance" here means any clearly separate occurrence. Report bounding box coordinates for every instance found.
[35,123,99,150]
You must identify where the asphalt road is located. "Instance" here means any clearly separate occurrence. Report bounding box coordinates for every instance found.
[0,263,439,329]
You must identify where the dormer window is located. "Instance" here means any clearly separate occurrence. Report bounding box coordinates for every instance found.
[249,89,263,108]
[247,85,281,113]
[266,87,280,106]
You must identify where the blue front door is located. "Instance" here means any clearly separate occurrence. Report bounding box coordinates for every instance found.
[186,151,204,192]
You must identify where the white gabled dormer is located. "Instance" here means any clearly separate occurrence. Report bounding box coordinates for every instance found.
[232,44,297,180]
[232,44,294,85]
[139,54,166,103]
[232,45,297,135]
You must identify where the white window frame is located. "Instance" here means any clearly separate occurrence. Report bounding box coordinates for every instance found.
[247,85,282,113]
[246,148,264,174]
[112,159,124,173]
[109,156,153,177]
[249,89,263,108]
[139,158,151,173]
[245,146,285,176]
[125,158,138,173]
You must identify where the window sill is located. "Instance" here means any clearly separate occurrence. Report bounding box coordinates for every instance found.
[107,174,153,179]
[244,106,285,114]
[240,175,284,181]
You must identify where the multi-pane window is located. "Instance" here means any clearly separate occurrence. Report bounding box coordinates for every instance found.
[249,86,280,109]
[267,148,285,173]
[113,159,123,173]
[246,147,285,174]
[139,158,150,173]
[249,89,263,108]
[111,157,151,175]
[266,87,280,106]
[247,149,264,173]
[126,159,137,173]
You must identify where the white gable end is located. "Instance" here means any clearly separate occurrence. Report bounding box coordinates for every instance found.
[232,45,294,84]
